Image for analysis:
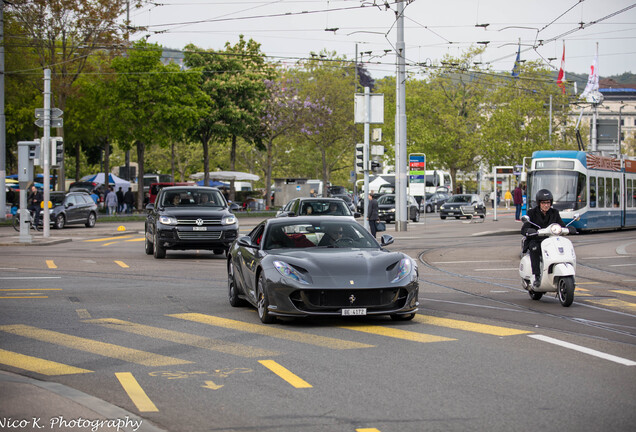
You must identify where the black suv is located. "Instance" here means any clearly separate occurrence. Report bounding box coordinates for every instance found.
[45,191,98,229]
[145,186,239,259]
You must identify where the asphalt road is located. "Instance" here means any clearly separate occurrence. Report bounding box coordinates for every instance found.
[0,211,635,432]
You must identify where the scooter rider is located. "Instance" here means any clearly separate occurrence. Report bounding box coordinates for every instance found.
[521,189,576,288]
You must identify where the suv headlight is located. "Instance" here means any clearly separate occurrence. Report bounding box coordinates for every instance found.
[222,215,237,225]
[159,215,177,225]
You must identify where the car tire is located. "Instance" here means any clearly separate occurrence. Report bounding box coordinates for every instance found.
[55,214,65,229]
[213,249,224,255]
[85,212,96,228]
[257,273,276,324]
[153,230,166,259]
[412,210,419,222]
[426,205,432,213]
[440,215,446,220]
[144,231,154,255]
[228,261,246,307]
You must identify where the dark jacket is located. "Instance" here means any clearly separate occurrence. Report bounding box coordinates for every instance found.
[521,206,570,251]
[123,190,134,206]
[367,198,379,221]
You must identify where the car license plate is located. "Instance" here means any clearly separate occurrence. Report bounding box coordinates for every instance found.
[341,308,367,316]
[193,226,207,231]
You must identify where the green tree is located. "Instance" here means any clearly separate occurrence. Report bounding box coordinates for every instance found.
[110,40,205,211]
[184,36,271,196]
[292,52,357,191]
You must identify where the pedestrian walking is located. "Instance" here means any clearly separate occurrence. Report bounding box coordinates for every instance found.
[367,192,379,238]
[504,190,512,209]
[124,188,135,214]
[104,186,118,216]
[116,187,124,214]
[513,184,524,221]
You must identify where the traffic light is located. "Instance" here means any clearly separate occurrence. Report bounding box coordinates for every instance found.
[371,159,382,174]
[355,143,367,174]
[28,142,40,162]
[51,137,64,168]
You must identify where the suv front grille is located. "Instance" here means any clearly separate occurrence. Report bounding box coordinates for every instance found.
[177,231,223,240]
[176,218,222,225]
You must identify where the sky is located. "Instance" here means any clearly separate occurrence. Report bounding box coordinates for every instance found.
[128,0,636,79]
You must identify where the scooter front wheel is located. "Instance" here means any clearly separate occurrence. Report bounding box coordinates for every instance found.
[557,276,575,307]
[528,290,543,301]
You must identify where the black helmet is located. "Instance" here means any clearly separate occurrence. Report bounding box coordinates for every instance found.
[535,189,553,205]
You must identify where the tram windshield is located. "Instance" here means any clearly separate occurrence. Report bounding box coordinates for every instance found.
[528,170,587,211]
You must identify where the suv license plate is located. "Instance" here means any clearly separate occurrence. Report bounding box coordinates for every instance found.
[341,308,367,316]
[193,227,207,231]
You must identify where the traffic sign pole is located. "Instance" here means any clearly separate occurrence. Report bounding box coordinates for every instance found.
[42,69,51,237]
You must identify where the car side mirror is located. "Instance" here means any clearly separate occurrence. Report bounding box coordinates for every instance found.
[237,236,254,248]
[354,212,361,218]
[65,202,73,208]
[145,203,155,211]
[380,234,394,247]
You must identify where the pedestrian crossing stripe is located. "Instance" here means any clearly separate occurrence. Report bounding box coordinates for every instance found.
[611,290,636,297]
[414,315,532,336]
[583,298,636,313]
[0,324,191,367]
[339,324,455,343]
[85,318,281,358]
[0,348,92,375]
[169,313,375,350]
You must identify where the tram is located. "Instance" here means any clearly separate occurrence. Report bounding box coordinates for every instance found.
[527,150,636,231]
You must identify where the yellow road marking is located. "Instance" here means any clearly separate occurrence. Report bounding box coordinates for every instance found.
[76,309,92,319]
[170,313,374,350]
[0,296,49,299]
[339,325,455,343]
[611,290,636,297]
[84,235,134,242]
[575,287,590,292]
[0,324,191,367]
[125,238,145,242]
[202,380,224,390]
[357,429,382,432]
[258,360,312,389]
[86,318,280,358]
[414,315,532,336]
[0,289,62,291]
[114,260,129,268]
[584,299,636,313]
[576,282,599,285]
[46,260,57,269]
[115,372,159,412]
[0,349,92,376]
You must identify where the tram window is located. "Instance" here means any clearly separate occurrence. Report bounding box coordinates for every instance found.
[613,178,620,208]
[576,173,587,210]
[605,177,612,209]
[628,179,634,208]
[598,177,605,208]
[589,177,596,208]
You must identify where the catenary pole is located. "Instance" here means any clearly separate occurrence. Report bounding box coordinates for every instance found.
[395,0,407,231]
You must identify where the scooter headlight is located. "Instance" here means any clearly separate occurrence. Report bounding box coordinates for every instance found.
[550,224,562,235]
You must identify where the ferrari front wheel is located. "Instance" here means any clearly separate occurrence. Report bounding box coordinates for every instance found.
[257,274,276,324]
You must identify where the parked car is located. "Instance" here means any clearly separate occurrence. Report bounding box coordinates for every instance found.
[439,194,486,220]
[276,197,360,220]
[377,194,420,223]
[227,216,419,323]
[45,191,98,229]
[144,186,238,258]
[421,191,452,213]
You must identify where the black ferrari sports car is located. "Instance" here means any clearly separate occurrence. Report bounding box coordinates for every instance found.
[227,216,419,323]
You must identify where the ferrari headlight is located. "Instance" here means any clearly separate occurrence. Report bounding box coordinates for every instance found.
[222,215,237,225]
[273,261,309,285]
[392,258,414,283]
[159,215,178,225]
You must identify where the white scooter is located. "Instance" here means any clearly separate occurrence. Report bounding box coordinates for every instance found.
[519,214,579,307]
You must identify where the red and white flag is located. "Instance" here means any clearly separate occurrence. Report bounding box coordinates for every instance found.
[581,46,599,99]
[557,41,566,94]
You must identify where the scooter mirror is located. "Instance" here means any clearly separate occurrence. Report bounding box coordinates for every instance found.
[521,215,530,223]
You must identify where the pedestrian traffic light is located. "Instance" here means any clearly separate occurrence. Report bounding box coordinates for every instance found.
[51,137,63,168]
[28,142,40,161]
[355,143,367,174]
[371,159,382,174]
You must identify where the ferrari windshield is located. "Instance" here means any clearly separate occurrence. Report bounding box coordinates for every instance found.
[265,220,377,250]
